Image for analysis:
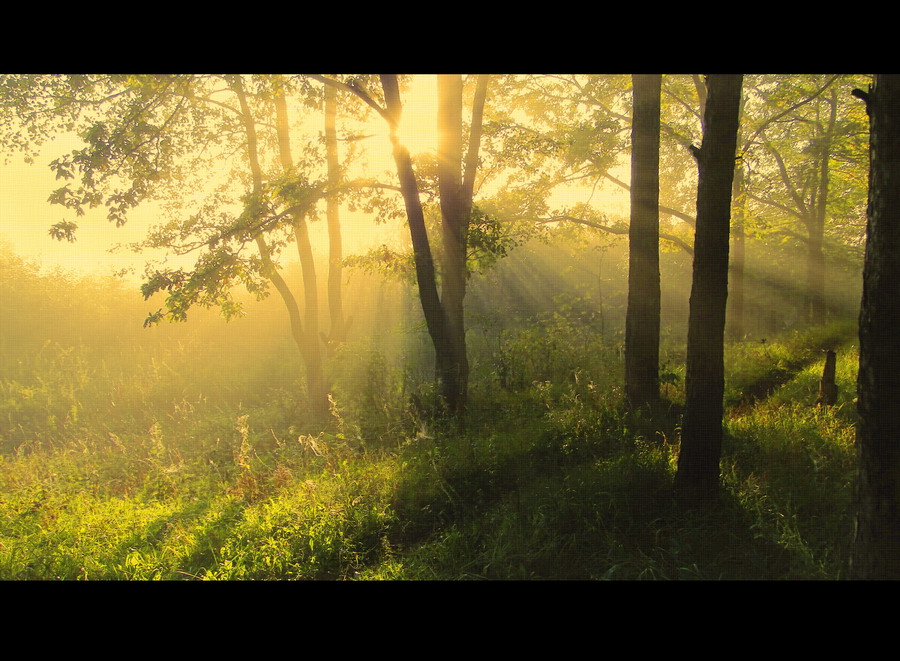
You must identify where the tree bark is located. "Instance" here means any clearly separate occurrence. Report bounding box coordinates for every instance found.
[850,75,900,579]
[625,74,661,411]
[675,74,743,507]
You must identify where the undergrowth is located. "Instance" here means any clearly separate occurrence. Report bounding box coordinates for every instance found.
[0,290,861,580]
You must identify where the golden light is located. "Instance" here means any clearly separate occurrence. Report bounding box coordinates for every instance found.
[395,75,439,157]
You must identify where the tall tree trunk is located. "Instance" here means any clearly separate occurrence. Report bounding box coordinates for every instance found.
[379,74,458,412]
[850,75,900,579]
[675,74,743,506]
[806,87,837,327]
[264,75,329,420]
[323,83,346,352]
[437,74,467,413]
[437,74,471,416]
[806,224,827,326]
[291,214,327,417]
[378,75,487,417]
[625,74,661,411]
[728,162,746,340]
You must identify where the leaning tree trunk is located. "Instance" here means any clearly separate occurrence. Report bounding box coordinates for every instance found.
[675,74,743,507]
[850,75,900,579]
[379,74,458,413]
[625,73,662,411]
[379,74,487,418]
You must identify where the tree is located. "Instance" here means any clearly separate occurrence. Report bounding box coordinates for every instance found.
[263,75,328,417]
[850,75,900,579]
[625,74,662,411]
[0,74,363,420]
[674,74,743,506]
[310,74,489,416]
[381,74,489,416]
[742,75,868,328]
[323,82,347,352]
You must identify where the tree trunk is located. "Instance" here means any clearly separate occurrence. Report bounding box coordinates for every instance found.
[806,87,837,327]
[269,76,329,419]
[625,74,661,411]
[850,75,900,579]
[323,83,346,352]
[816,349,837,407]
[437,74,472,417]
[379,75,458,413]
[675,74,743,507]
[727,160,746,340]
[291,215,327,417]
[378,75,487,418]
[806,227,827,326]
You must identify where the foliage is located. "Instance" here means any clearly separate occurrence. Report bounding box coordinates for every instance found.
[742,74,870,249]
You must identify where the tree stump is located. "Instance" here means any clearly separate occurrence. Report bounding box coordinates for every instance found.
[817,350,838,407]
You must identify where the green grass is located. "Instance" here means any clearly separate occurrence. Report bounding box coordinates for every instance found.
[0,310,862,580]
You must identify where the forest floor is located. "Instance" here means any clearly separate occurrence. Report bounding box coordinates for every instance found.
[0,321,859,580]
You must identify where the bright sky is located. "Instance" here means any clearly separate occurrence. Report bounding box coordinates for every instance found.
[0,137,153,277]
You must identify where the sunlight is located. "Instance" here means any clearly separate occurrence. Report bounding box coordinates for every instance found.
[396,75,439,157]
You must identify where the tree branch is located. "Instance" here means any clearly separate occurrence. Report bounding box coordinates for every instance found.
[601,171,696,226]
[540,215,694,255]
[305,74,391,125]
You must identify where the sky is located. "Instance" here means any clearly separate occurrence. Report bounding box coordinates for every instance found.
[0,135,161,277]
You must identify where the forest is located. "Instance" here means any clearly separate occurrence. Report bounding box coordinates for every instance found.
[0,73,897,580]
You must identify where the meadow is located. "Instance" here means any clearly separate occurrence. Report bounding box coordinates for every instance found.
[0,243,861,580]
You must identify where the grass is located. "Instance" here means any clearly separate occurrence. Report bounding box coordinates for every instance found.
[0,308,862,580]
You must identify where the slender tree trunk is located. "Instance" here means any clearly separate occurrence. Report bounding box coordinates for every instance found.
[727,153,747,340]
[323,83,346,352]
[675,74,743,506]
[625,74,661,411]
[263,75,328,418]
[692,74,708,126]
[850,75,900,579]
[291,215,328,416]
[806,88,837,327]
[806,224,827,326]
